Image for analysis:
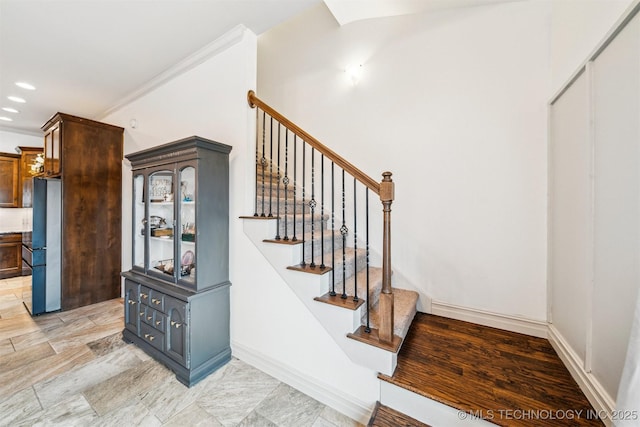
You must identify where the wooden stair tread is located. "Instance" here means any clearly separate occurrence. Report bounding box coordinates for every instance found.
[288,247,368,283]
[368,402,430,427]
[263,238,303,245]
[347,325,402,353]
[378,313,604,427]
[315,267,383,310]
[287,263,332,275]
[239,215,278,220]
[314,292,365,310]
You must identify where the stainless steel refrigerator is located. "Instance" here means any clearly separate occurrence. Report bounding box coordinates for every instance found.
[23,177,61,315]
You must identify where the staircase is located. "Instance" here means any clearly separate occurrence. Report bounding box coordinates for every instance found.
[241,91,419,376]
[239,92,604,427]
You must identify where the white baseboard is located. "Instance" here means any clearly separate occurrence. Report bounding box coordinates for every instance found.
[431,300,548,338]
[231,340,373,425]
[547,325,615,427]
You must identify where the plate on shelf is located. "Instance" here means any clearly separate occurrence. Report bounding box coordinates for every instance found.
[181,250,195,266]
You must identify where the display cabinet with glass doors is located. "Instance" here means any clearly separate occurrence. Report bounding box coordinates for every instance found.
[122,136,232,387]
[129,139,230,292]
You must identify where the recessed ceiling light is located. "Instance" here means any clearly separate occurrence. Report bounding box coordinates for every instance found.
[0,116,13,122]
[15,82,36,90]
[8,96,26,103]
[2,107,19,113]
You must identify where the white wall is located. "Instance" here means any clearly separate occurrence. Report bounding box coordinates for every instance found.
[258,1,550,321]
[102,26,378,420]
[0,130,41,152]
[551,0,635,94]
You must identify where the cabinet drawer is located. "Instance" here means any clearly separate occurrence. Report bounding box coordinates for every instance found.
[140,322,164,351]
[152,312,166,331]
[148,290,165,311]
[22,245,32,266]
[139,286,152,305]
[140,286,165,311]
[140,305,165,331]
[140,305,154,326]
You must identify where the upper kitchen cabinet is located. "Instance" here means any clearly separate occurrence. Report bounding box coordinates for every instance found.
[40,113,124,311]
[0,153,20,207]
[17,146,44,208]
[43,119,61,177]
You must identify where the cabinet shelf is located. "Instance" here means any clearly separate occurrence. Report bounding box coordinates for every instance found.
[148,236,196,245]
[141,201,195,206]
[150,236,173,242]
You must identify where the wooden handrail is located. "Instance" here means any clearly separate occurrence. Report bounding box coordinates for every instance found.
[249,90,396,346]
[248,90,381,194]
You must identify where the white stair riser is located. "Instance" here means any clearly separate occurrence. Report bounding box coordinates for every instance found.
[380,381,496,426]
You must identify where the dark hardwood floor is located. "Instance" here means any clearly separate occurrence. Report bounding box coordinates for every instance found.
[368,402,430,427]
[378,313,603,426]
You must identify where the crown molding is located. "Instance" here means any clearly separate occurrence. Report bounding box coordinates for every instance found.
[98,24,248,119]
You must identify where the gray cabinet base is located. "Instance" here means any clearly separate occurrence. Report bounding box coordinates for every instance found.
[122,328,231,387]
[122,272,232,388]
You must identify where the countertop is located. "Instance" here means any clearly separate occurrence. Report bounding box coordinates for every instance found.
[0,229,30,234]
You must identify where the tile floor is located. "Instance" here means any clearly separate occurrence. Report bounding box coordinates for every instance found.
[0,276,363,426]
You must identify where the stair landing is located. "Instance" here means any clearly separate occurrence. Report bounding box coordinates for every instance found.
[379,313,603,427]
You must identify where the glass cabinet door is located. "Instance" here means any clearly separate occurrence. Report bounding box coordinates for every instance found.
[178,165,196,287]
[132,174,145,271]
[147,169,175,281]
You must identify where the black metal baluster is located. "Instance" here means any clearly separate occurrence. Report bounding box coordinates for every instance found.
[300,142,306,267]
[340,169,347,299]
[310,148,316,268]
[254,107,259,217]
[292,135,298,242]
[268,117,274,217]
[353,178,358,302]
[283,130,289,241]
[275,123,281,240]
[320,154,325,269]
[260,111,266,217]
[365,188,371,333]
[330,162,336,296]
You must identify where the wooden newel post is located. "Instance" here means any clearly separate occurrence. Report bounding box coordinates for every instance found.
[379,171,394,344]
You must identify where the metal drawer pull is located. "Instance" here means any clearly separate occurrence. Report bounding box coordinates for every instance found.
[141,293,148,299]
[144,333,155,341]
[128,300,136,305]
[155,320,161,326]
[139,312,144,317]
[147,316,152,320]
[171,321,182,328]
[151,298,161,305]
